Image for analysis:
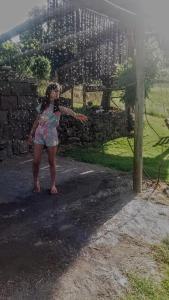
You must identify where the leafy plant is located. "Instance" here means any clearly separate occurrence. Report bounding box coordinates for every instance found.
[117,37,163,109]
[30,56,51,80]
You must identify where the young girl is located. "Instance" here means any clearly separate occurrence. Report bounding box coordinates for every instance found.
[28,83,88,194]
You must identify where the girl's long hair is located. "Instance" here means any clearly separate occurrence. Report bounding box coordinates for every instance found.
[40,83,62,113]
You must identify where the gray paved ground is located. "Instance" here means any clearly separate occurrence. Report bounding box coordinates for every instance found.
[0,154,169,299]
[1,152,126,204]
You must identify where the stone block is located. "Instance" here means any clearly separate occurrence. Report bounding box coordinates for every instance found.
[0,96,17,111]
[68,137,81,143]
[0,149,7,161]
[0,111,8,124]
[17,96,37,109]
[0,81,11,95]
[11,127,23,140]
[12,140,20,155]
[11,82,37,96]
[9,110,30,122]
[2,124,13,139]
[19,140,29,154]
[0,139,7,150]
[6,141,13,158]
[0,126,3,136]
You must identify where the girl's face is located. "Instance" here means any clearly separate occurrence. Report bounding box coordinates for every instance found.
[49,89,60,101]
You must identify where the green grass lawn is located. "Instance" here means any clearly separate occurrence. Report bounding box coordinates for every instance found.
[63,104,169,183]
[122,238,169,300]
[147,84,169,117]
[112,84,169,118]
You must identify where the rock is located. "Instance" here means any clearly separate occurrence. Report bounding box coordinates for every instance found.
[12,140,20,155]
[0,75,132,161]
[0,111,8,124]
[0,149,7,161]
[34,241,43,247]
[163,187,169,197]
[68,137,81,143]
[0,78,37,160]
[0,95,18,111]
[6,141,13,158]
[0,139,7,150]
[19,140,29,154]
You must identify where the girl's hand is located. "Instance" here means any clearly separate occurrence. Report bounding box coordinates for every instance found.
[27,134,33,145]
[76,114,88,122]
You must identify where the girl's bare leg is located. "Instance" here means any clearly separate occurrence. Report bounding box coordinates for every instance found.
[33,144,43,192]
[47,146,58,194]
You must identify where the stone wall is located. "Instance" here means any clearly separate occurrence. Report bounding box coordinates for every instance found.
[0,78,38,161]
[59,109,132,147]
[0,71,133,161]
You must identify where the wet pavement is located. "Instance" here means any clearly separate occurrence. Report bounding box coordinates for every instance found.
[0,153,133,299]
[0,154,169,299]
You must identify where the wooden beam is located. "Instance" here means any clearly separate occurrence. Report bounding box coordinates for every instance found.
[58,41,109,76]
[83,85,87,107]
[3,22,114,64]
[71,0,136,29]
[0,5,75,44]
[71,87,74,108]
[0,0,137,45]
[133,14,145,193]
[83,85,105,92]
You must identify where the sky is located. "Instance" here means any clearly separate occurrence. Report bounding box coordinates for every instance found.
[143,1,169,42]
[0,0,169,40]
[0,0,46,34]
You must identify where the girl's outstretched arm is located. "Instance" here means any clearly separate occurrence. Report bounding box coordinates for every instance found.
[59,106,88,122]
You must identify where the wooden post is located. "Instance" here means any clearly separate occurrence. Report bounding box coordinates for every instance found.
[71,87,74,109]
[83,85,87,107]
[133,16,145,193]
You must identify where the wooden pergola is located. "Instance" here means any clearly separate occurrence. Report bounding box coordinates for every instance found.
[0,0,146,193]
[68,0,144,195]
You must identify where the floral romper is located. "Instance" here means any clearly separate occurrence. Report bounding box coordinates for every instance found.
[34,103,61,147]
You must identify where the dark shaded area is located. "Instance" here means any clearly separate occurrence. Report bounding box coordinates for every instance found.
[153,136,169,146]
[0,170,132,298]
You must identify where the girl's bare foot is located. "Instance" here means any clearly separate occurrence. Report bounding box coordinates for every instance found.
[33,181,41,193]
[50,185,58,194]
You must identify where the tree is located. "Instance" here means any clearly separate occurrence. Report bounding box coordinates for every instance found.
[117,60,136,110]
[0,5,52,81]
[0,41,21,66]
[30,55,51,80]
[101,75,114,110]
[117,37,163,111]
[0,41,51,80]
[0,41,32,77]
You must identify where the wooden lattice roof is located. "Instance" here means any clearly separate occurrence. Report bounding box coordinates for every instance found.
[72,0,169,41]
[0,0,158,192]
[0,0,168,43]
